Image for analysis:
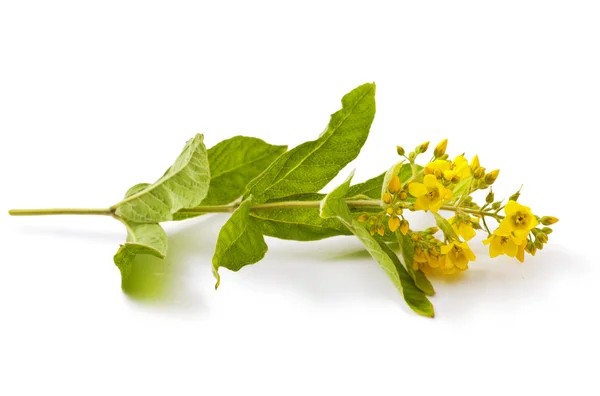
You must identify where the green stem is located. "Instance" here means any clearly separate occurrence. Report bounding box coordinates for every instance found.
[8,200,504,220]
[8,208,113,216]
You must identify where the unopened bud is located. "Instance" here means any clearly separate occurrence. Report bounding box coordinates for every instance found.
[541,216,559,225]
[382,192,393,204]
[399,191,408,200]
[396,146,405,156]
[369,225,377,236]
[509,190,521,202]
[369,217,377,225]
[408,152,416,162]
[492,202,501,210]
[542,227,553,234]
[400,220,409,235]
[434,139,448,158]
[416,141,430,154]
[537,233,549,244]
[427,227,439,235]
[395,208,403,216]
[485,190,494,204]
[470,155,480,172]
[358,213,369,223]
[474,167,485,179]
[377,225,385,237]
[388,216,400,232]
[484,169,500,185]
[388,175,401,194]
[534,239,544,250]
[386,207,395,215]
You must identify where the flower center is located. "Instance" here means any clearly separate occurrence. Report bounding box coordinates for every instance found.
[513,212,527,226]
[427,188,439,200]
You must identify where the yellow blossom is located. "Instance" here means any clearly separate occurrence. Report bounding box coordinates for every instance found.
[408,174,453,212]
[449,216,479,241]
[483,231,527,263]
[451,155,471,180]
[497,200,538,241]
[439,241,476,273]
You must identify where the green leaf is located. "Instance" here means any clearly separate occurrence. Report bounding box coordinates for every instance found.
[253,173,384,241]
[377,241,435,317]
[212,196,268,288]
[173,136,287,221]
[433,212,459,241]
[113,134,210,223]
[320,170,355,223]
[113,221,167,285]
[244,83,376,203]
[452,176,473,199]
[320,173,434,317]
[345,172,385,199]
[397,232,435,296]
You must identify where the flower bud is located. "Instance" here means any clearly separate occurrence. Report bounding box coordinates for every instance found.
[492,202,501,210]
[388,216,400,232]
[396,146,405,156]
[358,213,369,223]
[542,227,553,234]
[399,191,407,200]
[509,190,521,202]
[541,216,559,225]
[416,141,430,154]
[369,225,377,236]
[485,190,494,204]
[408,152,416,162]
[484,169,500,185]
[388,175,401,194]
[474,167,485,179]
[470,155,480,172]
[382,192,393,204]
[369,217,377,225]
[537,233,549,244]
[400,220,409,235]
[395,208,403,215]
[386,207,395,215]
[434,139,448,158]
[377,225,385,236]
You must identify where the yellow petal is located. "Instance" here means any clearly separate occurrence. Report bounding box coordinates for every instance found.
[409,182,427,197]
[423,174,438,188]
[443,170,456,181]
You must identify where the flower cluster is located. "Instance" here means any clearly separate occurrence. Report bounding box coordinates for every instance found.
[360,138,558,275]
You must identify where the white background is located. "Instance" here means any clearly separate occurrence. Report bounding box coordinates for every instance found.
[1,1,598,395]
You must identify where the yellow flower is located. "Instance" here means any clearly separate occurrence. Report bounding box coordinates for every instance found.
[439,241,476,273]
[449,216,478,241]
[483,231,527,263]
[424,155,470,182]
[451,155,471,180]
[408,174,453,212]
[497,201,538,241]
[424,160,450,179]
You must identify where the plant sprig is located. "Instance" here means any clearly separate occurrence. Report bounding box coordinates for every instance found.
[8,83,558,317]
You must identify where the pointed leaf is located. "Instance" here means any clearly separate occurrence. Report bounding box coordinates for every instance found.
[397,232,435,296]
[113,221,167,285]
[319,170,355,223]
[321,173,434,317]
[244,83,376,203]
[113,134,210,223]
[173,136,287,221]
[433,212,459,241]
[212,196,268,288]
